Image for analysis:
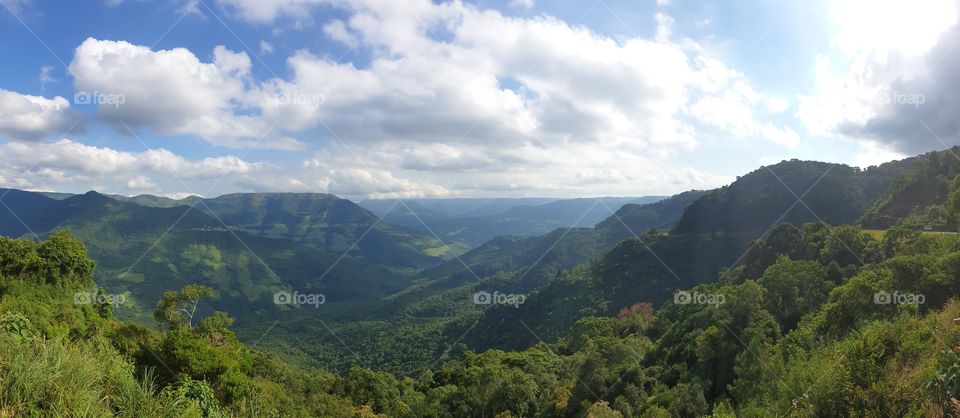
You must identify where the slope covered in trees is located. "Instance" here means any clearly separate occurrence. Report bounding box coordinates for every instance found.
[671,159,914,235]
[863,147,960,230]
[6,217,960,416]
[0,191,410,324]
[114,192,464,270]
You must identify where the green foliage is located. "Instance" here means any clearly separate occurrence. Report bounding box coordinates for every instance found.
[864,147,960,230]
[673,159,913,235]
[154,284,215,329]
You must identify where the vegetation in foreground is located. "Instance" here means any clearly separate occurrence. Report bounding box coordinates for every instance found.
[7,214,960,417]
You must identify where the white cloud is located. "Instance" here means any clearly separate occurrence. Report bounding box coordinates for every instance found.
[69,38,305,150]
[322,19,358,47]
[509,0,535,10]
[0,139,270,195]
[38,66,57,90]
[126,175,157,190]
[259,40,274,54]
[798,0,960,155]
[54,1,794,197]
[215,0,322,24]
[0,89,81,142]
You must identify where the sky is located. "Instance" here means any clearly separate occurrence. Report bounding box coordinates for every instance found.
[0,0,958,200]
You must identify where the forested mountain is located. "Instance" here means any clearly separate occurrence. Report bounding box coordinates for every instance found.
[111,192,464,270]
[0,190,409,322]
[242,191,725,374]
[862,147,960,230]
[9,150,960,416]
[671,158,915,235]
[7,196,960,416]
[363,196,665,246]
[594,191,710,240]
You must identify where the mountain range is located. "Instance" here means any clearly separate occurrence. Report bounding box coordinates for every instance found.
[3,148,956,374]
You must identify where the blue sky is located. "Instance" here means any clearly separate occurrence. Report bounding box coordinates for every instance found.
[0,0,958,199]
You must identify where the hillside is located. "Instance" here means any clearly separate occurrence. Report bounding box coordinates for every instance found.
[671,158,914,235]
[0,190,408,322]
[594,190,709,239]
[8,196,960,416]
[109,192,464,270]
[239,192,711,373]
[862,147,960,230]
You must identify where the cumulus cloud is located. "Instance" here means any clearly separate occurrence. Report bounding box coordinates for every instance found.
[258,0,792,154]
[69,38,305,150]
[52,0,796,197]
[798,0,960,155]
[0,139,269,195]
[0,89,82,142]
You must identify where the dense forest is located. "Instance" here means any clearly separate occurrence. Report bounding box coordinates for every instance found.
[6,205,960,415]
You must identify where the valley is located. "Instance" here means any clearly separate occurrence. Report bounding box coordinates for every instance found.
[4,147,960,416]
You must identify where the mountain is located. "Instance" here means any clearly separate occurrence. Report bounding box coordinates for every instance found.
[0,190,409,322]
[594,190,710,239]
[463,232,752,350]
[108,193,202,208]
[0,188,62,236]
[365,196,666,247]
[671,158,915,235]
[242,193,700,373]
[108,192,465,270]
[360,197,561,220]
[862,147,959,230]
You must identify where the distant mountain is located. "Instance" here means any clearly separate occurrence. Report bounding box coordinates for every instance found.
[0,190,409,322]
[364,196,666,247]
[108,192,465,270]
[108,193,202,208]
[360,197,561,220]
[671,159,915,235]
[595,190,710,240]
[0,188,62,236]
[862,148,957,230]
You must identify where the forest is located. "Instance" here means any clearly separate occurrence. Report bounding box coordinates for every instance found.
[6,192,960,416]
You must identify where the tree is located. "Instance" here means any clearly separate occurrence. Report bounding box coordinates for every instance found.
[155,284,215,329]
[758,257,830,330]
[947,174,960,230]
